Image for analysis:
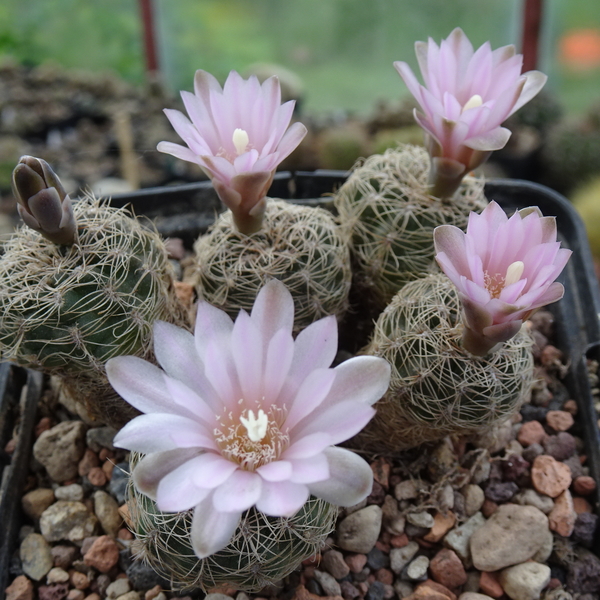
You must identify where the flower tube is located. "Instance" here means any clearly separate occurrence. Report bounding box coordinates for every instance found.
[107,279,390,558]
[434,201,571,356]
[395,28,547,198]
[158,70,307,234]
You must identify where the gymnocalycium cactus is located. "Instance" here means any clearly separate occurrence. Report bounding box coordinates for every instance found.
[108,280,390,590]
[0,156,187,427]
[158,69,352,331]
[359,202,570,452]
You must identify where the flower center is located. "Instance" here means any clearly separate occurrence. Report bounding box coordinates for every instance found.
[232,128,250,155]
[462,94,483,112]
[214,404,289,471]
[484,261,525,298]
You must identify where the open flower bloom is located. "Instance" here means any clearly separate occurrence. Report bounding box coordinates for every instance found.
[434,201,571,356]
[394,28,547,199]
[107,279,390,559]
[157,70,307,234]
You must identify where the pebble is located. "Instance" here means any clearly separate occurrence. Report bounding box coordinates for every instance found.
[566,551,600,594]
[51,546,80,570]
[93,490,122,537]
[86,427,117,452]
[405,556,429,581]
[33,421,87,483]
[126,561,167,590]
[381,495,405,535]
[337,505,382,554]
[573,475,597,496]
[116,593,140,600]
[521,443,544,463]
[573,495,593,514]
[55,484,84,502]
[406,512,434,529]
[83,536,120,573]
[390,542,419,574]
[531,527,554,563]
[530,455,572,497]
[87,467,107,487]
[394,581,414,599]
[478,571,504,598]
[458,595,494,600]
[5,575,34,600]
[322,550,350,580]
[395,480,420,501]
[46,568,70,584]
[444,512,485,564]
[366,547,389,570]
[429,549,467,589]
[78,450,100,477]
[571,512,599,548]
[70,572,90,591]
[423,511,456,543]
[499,562,551,600]
[40,501,98,543]
[340,581,360,600]
[517,421,547,446]
[548,489,577,537]
[38,582,69,600]
[345,554,367,574]
[463,486,485,517]
[501,455,530,482]
[105,579,131,599]
[365,581,386,600]
[470,504,550,571]
[484,481,519,503]
[313,570,342,596]
[545,410,574,432]
[21,488,56,520]
[20,533,54,581]
[512,489,554,514]
[542,432,576,461]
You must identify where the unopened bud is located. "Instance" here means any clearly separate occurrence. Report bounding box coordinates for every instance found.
[12,156,77,245]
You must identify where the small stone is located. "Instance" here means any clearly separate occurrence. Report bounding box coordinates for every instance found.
[512,489,554,514]
[22,488,56,520]
[83,535,120,573]
[406,512,434,529]
[470,504,550,572]
[40,501,98,543]
[126,560,167,590]
[51,546,80,570]
[501,455,530,482]
[499,562,551,600]
[406,556,429,581]
[366,547,389,570]
[117,593,140,600]
[394,581,414,599]
[46,568,70,584]
[566,551,600,593]
[409,580,456,600]
[365,581,386,600]
[542,432,576,461]
[531,527,554,563]
[438,484,455,513]
[108,462,130,505]
[546,411,574,432]
[87,467,107,487]
[571,512,599,548]
[391,533,410,548]
[521,443,544,463]
[5,575,35,600]
[105,579,131,600]
[381,495,405,535]
[83,594,101,600]
[548,489,577,537]
[345,554,367,574]
[20,533,54,581]
[405,523,431,538]
[376,568,394,586]
[474,419,514,454]
[86,427,117,452]
[481,499,498,518]
[67,591,85,600]
[78,450,100,477]
[337,505,382,554]
[395,480,420,501]
[38,583,69,600]
[340,581,360,600]
[429,549,467,589]
[390,541,419,574]
[504,440,524,457]
[458,595,494,600]
[478,572,503,599]
[573,496,593,514]
[93,490,122,537]
[423,511,456,543]
[33,421,87,483]
[531,455,572,497]
[462,572,481,593]
[371,457,391,488]
[55,484,84,502]
[70,572,90,591]
[144,586,163,600]
[463,486,485,517]
[313,570,342,596]
[444,512,486,564]
[484,481,518,503]
[322,550,350,580]
[517,421,547,447]
[573,475,597,496]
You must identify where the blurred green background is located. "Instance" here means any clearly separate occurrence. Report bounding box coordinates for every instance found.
[1,0,598,116]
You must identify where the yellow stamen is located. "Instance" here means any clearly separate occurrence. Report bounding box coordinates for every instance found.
[232,128,249,155]
[462,94,483,112]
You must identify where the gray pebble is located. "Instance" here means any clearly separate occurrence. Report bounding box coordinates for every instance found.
[314,570,342,596]
[54,484,84,502]
[19,533,53,581]
[337,505,382,554]
[405,555,429,581]
[86,427,117,452]
[390,541,419,574]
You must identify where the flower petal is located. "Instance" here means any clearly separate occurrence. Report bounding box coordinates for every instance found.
[255,481,309,517]
[190,495,241,558]
[155,457,213,512]
[212,470,262,512]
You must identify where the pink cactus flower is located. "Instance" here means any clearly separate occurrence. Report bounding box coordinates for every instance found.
[107,279,390,559]
[394,28,547,198]
[434,201,571,356]
[157,70,307,234]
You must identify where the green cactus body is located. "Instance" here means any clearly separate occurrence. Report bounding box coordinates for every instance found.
[0,196,186,426]
[127,459,337,592]
[334,145,488,306]
[193,198,351,332]
[357,274,534,452]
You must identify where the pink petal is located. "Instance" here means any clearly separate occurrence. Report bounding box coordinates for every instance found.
[285,368,336,430]
[155,457,213,512]
[255,480,309,517]
[273,121,308,163]
[510,71,547,114]
[193,69,223,106]
[257,460,293,482]
[190,453,240,489]
[250,279,295,349]
[190,495,241,558]
[163,375,217,425]
[433,225,469,275]
[212,470,262,512]
[283,432,332,459]
[307,447,373,507]
[289,453,329,484]
[231,310,264,404]
[156,141,199,165]
[263,328,295,404]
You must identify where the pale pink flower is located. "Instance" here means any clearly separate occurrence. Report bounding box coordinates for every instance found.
[157,70,307,234]
[107,280,390,559]
[434,201,571,356]
[394,28,547,198]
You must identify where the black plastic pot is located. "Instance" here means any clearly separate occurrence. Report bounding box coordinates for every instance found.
[0,174,599,591]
